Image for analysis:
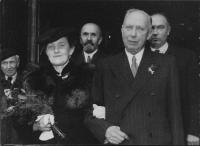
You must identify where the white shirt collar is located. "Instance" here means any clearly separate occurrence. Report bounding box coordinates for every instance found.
[5,73,17,84]
[125,48,144,68]
[151,42,168,54]
[84,49,98,62]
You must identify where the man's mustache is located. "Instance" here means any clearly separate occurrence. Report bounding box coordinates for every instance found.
[84,41,94,46]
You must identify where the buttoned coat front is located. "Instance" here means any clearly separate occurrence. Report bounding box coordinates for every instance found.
[85,48,184,145]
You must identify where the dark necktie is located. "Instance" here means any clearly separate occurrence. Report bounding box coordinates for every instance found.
[131,56,138,77]
[7,77,12,84]
[6,77,13,88]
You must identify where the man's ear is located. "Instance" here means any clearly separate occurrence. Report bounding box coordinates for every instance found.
[147,28,152,40]
[80,37,83,45]
[69,46,75,56]
[16,55,20,67]
[167,25,171,36]
[98,36,103,45]
[121,25,124,36]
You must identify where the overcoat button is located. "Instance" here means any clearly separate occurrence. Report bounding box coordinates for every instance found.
[148,112,152,117]
[150,92,155,96]
[115,94,120,98]
[149,133,153,138]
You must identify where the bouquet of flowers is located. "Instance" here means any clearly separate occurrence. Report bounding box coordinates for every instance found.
[3,88,65,141]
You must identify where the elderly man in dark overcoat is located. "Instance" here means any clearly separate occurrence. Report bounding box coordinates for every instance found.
[85,8,184,145]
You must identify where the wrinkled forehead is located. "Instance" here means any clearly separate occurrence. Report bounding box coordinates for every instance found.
[81,23,100,34]
[123,10,150,27]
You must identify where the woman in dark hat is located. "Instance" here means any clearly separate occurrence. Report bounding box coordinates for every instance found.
[28,27,99,144]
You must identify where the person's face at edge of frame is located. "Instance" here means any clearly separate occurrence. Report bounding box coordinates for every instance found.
[80,24,102,54]
[121,11,151,55]
[46,37,74,67]
[1,55,19,77]
[150,14,170,49]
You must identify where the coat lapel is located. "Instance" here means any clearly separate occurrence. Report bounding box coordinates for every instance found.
[74,51,85,64]
[131,48,154,92]
[110,52,134,87]
[80,51,86,63]
[165,44,174,55]
[92,51,100,63]
[111,48,156,118]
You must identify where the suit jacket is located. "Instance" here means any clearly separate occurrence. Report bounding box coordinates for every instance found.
[72,50,107,90]
[0,73,31,144]
[72,50,107,66]
[85,47,184,145]
[0,73,23,91]
[0,64,40,144]
[165,45,200,137]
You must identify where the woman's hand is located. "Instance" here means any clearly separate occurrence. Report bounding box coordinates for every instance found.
[187,134,199,145]
[33,114,54,132]
[33,114,55,141]
[93,104,105,119]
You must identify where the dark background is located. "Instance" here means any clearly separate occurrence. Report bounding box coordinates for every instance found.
[1,0,200,64]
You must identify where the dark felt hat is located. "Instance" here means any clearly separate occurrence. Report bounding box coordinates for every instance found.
[37,27,78,45]
[38,27,78,55]
[1,48,18,61]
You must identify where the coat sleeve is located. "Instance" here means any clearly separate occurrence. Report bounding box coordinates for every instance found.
[167,56,184,145]
[84,60,113,143]
[187,52,200,136]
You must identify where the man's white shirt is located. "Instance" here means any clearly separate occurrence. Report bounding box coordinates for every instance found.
[5,73,17,84]
[83,49,98,62]
[151,42,168,54]
[125,48,144,68]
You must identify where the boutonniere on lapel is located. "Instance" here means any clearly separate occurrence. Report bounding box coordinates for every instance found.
[148,64,159,75]
[62,72,70,79]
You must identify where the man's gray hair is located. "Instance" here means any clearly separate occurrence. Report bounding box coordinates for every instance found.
[123,8,152,31]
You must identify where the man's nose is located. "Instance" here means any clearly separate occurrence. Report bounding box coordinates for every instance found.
[130,28,137,37]
[152,28,158,35]
[7,63,12,68]
[87,34,92,40]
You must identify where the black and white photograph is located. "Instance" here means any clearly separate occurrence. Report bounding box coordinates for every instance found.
[0,0,199,145]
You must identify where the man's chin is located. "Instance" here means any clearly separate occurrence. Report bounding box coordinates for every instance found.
[5,71,16,77]
[6,74,15,77]
[150,42,162,48]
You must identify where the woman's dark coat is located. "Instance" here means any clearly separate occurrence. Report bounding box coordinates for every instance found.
[28,61,98,144]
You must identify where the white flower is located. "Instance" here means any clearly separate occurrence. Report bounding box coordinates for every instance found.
[4,89,12,99]
[93,104,105,119]
[148,64,158,75]
[148,67,155,75]
[6,106,15,112]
